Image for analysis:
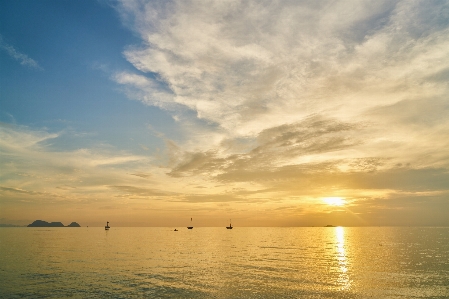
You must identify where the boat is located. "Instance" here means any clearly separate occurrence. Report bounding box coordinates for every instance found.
[226,219,233,229]
[187,217,193,229]
[174,229,178,231]
[105,221,110,230]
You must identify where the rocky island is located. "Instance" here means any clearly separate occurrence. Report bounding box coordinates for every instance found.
[27,220,81,227]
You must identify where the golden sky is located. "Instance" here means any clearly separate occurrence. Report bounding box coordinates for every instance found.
[1,0,448,227]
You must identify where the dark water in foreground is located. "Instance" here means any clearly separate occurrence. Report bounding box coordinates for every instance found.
[1,227,448,298]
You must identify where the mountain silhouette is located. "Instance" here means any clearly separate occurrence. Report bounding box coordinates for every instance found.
[27,220,80,227]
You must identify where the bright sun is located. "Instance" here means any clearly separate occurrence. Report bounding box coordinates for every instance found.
[323,197,345,206]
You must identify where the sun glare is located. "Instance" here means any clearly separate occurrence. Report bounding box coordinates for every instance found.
[323,197,345,206]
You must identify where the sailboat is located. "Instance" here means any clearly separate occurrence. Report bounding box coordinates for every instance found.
[226,219,233,229]
[187,217,193,229]
[105,221,110,230]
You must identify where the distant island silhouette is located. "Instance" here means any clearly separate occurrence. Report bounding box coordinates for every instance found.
[27,220,81,227]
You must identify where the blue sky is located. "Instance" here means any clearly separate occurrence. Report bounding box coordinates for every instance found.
[1,0,448,227]
[0,0,177,154]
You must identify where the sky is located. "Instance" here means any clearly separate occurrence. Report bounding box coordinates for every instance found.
[1,0,448,227]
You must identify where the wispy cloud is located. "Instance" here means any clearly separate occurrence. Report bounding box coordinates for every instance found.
[105,0,449,225]
[0,35,42,69]
[114,0,449,137]
[167,115,361,177]
[109,185,176,197]
[0,123,156,202]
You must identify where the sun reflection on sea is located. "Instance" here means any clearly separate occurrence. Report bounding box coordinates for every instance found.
[335,227,352,291]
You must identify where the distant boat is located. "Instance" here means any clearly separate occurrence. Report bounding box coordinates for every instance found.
[187,217,193,229]
[226,219,233,229]
[174,229,178,231]
[105,221,110,230]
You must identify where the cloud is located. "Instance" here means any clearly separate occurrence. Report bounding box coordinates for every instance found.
[0,35,42,69]
[130,172,152,179]
[114,0,448,134]
[113,71,175,109]
[167,115,362,177]
[109,185,176,197]
[0,124,160,204]
[0,122,59,150]
[111,1,449,191]
[366,96,449,128]
[182,193,256,203]
[0,186,39,195]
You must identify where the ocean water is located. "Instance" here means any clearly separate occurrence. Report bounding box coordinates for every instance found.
[0,227,448,298]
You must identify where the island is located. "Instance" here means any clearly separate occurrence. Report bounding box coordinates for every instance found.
[27,220,81,227]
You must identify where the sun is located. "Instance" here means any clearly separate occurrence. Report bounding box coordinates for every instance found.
[323,197,346,206]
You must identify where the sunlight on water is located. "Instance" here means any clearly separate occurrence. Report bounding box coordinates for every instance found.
[334,227,351,291]
[0,227,448,298]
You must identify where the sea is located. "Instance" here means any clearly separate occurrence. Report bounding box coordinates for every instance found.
[0,227,448,298]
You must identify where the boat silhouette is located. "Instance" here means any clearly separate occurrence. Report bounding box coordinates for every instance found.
[226,219,233,229]
[187,217,193,229]
[105,221,110,230]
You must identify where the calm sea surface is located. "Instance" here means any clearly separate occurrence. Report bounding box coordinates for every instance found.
[1,227,448,298]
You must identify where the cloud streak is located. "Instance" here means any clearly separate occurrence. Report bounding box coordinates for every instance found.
[0,35,42,69]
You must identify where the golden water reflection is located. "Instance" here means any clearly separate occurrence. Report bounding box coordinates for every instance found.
[1,227,448,297]
[335,227,351,291]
